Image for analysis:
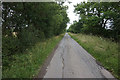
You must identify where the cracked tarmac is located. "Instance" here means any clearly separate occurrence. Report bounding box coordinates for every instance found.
[43,33,115,78]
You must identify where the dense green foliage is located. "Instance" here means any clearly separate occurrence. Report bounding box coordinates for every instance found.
[69,33,119,79]
[68,2,120,41]
[2,2,69,75]
[3,34,64,78]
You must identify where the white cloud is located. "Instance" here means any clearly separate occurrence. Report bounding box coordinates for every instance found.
[63,0,86,29]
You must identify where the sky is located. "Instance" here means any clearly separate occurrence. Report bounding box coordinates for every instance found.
[63,0,112,30]
[63,0,87,29]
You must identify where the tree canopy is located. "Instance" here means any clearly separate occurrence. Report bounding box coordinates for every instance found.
[68,2,120,41]
[2,2,69,66]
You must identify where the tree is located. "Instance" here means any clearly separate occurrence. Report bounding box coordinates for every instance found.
[2,2,69,68]
[70,2,120,41]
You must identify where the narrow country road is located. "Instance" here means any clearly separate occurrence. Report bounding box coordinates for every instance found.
[43,33,114,78]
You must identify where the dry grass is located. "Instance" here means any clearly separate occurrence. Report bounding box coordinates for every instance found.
[69,33,119,79]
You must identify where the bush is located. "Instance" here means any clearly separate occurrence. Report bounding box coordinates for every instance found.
[2,36,20,57]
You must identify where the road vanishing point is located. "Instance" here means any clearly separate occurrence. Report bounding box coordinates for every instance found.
[39,33,115,79]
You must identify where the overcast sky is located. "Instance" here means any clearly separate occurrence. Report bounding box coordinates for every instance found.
[63,0,87,29]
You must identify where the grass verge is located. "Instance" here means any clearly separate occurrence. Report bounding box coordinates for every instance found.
[3,34,64,78]
[69,32,119,79]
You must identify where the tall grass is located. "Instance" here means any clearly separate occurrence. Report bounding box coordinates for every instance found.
[2,34,64,78]
[69,33,119,79]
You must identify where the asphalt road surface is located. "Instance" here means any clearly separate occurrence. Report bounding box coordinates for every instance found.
[43,33,114,78]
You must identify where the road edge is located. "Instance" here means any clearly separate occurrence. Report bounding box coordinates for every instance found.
[34,36,64,79]
[68,33,116,79]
